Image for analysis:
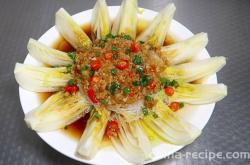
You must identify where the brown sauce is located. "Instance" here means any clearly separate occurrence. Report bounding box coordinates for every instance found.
[37,20,176,142]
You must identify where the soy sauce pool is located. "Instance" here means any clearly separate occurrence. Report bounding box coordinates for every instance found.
[37,20,176,142]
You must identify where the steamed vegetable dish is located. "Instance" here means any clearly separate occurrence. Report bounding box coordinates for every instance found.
[14,0,227,164]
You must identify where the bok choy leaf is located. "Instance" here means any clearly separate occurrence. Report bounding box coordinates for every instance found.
[56,8,92,49]
[136,3,176,46]
[142,101,201,145]
[173,83,227,104]
[27,38,72,66]
[161,33,208,65]
[91,0,111,40]
[14,63,73,92]
[110,115,151,164]
[25,91,90,132]
[77,107,110,159]
[111,0,138,39]
[160,56,226,82]
[156,83,227,105]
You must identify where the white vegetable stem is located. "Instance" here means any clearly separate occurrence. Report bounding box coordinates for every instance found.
[27,38,72,66]
[25,91,90,132]
[136,3,176,46]
[142,101,201,145]
[14,63,72,92]
[55,8,92,49]
[161,33,208,65]
[174,83,227,104]
[91,0,111,40]
[161,56,226,82]
[77,107,110,159]
[111,0,138,39]
[110,115,151,164]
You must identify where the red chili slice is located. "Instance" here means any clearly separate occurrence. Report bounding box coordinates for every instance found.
[128,71,136,79]
[87,88,98,104]
[64,85,79,94]
[149,80,156,89]
[116,59,129,70]
[131,41,139,53]
[164,86,174,96]
[89,76,99,83]
[91,59,101,71]
[168,102,180,112]
[105,120,119,138]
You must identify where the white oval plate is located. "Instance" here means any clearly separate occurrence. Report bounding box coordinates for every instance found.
[19,6,217,165]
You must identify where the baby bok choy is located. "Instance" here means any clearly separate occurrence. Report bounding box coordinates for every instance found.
[27,38,72,66]
[173,83,227,104]
[110,115,152,164]
[161,56,226,82]
[91,0,111,40]
[25,91,90,132]
[14,63,73,92]
[77,107,110,159]
[111,0,138,39]
[136,3,176,46]
[142,101,201,145]
[56,8,92,49]
[161,33,208,65]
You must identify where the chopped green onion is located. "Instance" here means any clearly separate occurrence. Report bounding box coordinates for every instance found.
[123,87,131,95]
[171,80,179,88]
[101,99,109,105]
[89,70,95,77]
[80,65,89,72]
[180,102,184,109]
[66,64,72,73]
[139,41,145,44]
[67,79,75,86]
[160,77,170,85]
[109,82,120,95]
[112,46,118,52]
[112,53,118,59]
[93,111,101,119]
[67,52,76,63]
[144,95,153,101]
[133,55,142,65]
[111,68,117,75]
[152,112,159,118]
[141,75,151,87]
[136,66,144,75]
[125,48,131,55]
[142,107,149,116]
[123,34,132,40]
[132,80,141,86]
[105,33,115,39]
